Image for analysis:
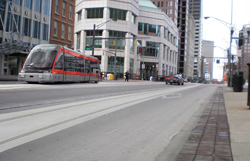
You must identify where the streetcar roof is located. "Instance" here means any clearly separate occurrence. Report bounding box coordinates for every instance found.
[33,44,98,60]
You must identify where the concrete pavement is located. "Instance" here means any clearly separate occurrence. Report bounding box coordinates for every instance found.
[171,85,249,161]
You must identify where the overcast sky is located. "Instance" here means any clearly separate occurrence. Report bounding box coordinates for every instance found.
[203,0,250,80]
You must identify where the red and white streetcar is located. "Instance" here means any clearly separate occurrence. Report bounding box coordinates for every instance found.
[18,44,100,83]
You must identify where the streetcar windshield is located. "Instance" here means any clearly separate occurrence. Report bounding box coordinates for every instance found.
[22,46,59,72]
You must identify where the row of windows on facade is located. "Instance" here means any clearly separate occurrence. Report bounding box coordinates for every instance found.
[76,30,177,62]
[1,13,49,41]
[152,1,173,7]
[53,20,72,40]
[11,0,50,16]
[76,8,176,42]
[55,0,74,19]
[138,23,177,45]
[77,8,136,24]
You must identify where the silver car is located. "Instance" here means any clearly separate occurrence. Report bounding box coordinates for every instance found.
[165,74,184,85]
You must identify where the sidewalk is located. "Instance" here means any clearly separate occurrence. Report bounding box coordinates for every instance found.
[0,75,18,81]
[174,85,249,161]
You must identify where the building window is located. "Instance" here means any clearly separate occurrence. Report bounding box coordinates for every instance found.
[166,1,168,6]
[77,10,82,21]
[43,23,49,41]
[108,30,126,50]
[55,0,59,13]
[145,41,159,57]
[13,0,22,6]
[34,0,42,13]
[61,23,65,38]
[24,0,32,10]
[33,20,41,39]
[69,5,73,19]
[110,8,126,21]
[166,9,168,14]
[87,8,104,19]
[161,1,164,7]
[77,32,80,50]
[43,0,50,16]
[62,2,66,16]
[86,30,103,49]
[68,26,72,40]
[22,17,31,36]
[131,13,136,24]
[54,20,58,36]
[138,22,160,36]
[13,14,21,33]
[158,2,160,7]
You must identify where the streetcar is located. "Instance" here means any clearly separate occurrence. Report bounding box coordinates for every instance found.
[18,44,100,83]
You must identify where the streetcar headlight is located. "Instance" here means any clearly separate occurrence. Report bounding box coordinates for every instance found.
[20,74,25,78]
[43,70,51,73]
[21,70,25,73]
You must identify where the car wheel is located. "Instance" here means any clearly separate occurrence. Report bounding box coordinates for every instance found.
[178,82,180,85]
[170,83,172,85]
[166,82,168,84]
[182,83,184,85]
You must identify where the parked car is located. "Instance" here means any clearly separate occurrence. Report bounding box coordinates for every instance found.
[165,74,184,85]
[184,78,188,83]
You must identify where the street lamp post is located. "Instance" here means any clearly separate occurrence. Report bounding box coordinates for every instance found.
[92,19,114,56]
[204,14,234,86]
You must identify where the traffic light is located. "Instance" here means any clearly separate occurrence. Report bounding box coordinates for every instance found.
[113,40,115,46]
[109,53,111,57]
[138,47,142,54]
[134,40,137,46]
[199,58,202,62]
[216,60,220,64]
[102,51,104,56]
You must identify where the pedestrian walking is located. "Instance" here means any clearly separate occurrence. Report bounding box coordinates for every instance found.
[125,70,129,82]
[100,72,103,81]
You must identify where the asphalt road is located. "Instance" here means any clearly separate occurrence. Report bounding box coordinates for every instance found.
[0,81,218,161]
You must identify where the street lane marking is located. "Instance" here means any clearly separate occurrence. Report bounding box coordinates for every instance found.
[0,84,201,153]
[162,93,182,99]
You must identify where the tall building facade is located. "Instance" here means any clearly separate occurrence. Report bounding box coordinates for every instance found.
[0,0,51,76]
[186,14,195,78]
[74,0,178,80]
[202,40,214,79]
[238,25,250,81]
[50,0,75,49]
[150,0,178,26]
[177,0,189,76]
[151,0,190,77]
[189,0,203,79]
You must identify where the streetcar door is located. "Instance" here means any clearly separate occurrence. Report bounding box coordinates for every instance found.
[85,58,90,82]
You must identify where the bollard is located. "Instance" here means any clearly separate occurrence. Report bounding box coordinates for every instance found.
[247,64,250,108]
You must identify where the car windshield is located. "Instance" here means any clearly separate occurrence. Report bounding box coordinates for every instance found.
[175,74,182,78]
[23,46,59,70]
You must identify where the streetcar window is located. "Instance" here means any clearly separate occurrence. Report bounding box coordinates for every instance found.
[23,47,58,70]
[90,60,99,74]
[65,53,75,72]
[85,59,90,73]
[54,52,63,70]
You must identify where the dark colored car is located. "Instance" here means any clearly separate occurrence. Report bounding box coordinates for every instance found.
[165,74,184,85]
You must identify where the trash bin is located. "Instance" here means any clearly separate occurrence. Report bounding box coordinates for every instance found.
[233,74,243,92]
[110,74,114,80]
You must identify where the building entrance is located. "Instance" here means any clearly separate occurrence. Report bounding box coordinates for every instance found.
[141,62,158,80]
[2,54,27,75]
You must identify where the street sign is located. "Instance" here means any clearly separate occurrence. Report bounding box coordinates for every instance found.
[142,64,145,69]
[85,47,92,50]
